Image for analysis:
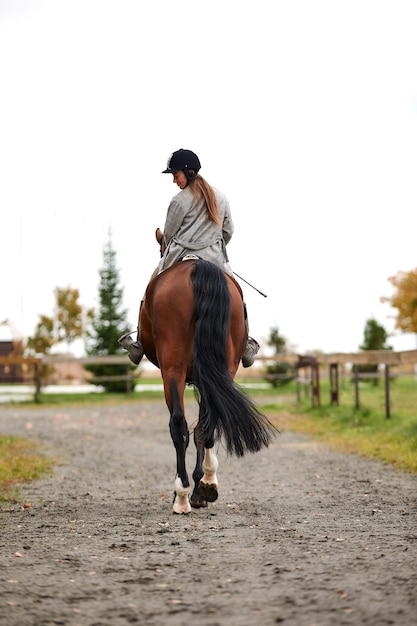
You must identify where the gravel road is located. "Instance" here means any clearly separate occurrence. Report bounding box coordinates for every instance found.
[0,399,416,626]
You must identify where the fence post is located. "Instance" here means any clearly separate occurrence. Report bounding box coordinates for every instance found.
[34,362,41,403]
[385,364,391,418]
[329,363,339,405]
[311,361,320,408]
[296,377,301,405]
[354,364,360,410]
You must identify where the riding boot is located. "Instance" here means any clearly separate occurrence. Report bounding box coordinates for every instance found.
[242,303,260,368]
[118,301,144,365]
[242,336,260,368]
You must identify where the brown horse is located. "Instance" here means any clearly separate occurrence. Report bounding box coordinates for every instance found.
[140,258,276,514]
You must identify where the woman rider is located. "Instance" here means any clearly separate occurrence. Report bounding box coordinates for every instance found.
[118,148,259,367]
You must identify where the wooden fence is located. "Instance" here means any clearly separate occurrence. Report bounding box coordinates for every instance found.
[1,350,417,413]
[0,355,136,402]
[254,350,417,417]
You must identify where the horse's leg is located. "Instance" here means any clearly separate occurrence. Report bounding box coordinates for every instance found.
[197,443,219,503]
[191,400,219,506]
[190,421,208,508]
[193,400,219,503]
[167,378,191,514]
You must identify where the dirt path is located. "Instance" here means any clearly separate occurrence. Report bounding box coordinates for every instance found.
[0,399,416,626]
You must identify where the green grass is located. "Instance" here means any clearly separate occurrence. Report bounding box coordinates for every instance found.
[262,376,417,473]
[0,436,53,505]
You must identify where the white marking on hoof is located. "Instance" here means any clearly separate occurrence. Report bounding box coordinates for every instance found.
[202,447,219,485]
[172,476,191,514]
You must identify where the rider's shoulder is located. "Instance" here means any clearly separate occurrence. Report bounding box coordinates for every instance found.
[170,186,194,205]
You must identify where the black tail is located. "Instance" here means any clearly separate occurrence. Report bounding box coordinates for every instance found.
[190,260,277,457]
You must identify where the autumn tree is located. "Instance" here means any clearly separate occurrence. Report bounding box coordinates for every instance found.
[382,268,417,335]
[26,288,93,354]
[27,314,55,355]
[55,287,94,349]
[26,289,93,384]
[85,236,134,392]
[26,314,56,384]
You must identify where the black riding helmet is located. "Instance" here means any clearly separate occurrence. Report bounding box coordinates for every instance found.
[162,149,201,184]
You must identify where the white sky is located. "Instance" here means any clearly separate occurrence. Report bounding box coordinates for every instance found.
[1,0,417,354]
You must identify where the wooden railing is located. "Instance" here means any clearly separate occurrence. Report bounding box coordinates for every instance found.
[1,350,417,411]
[254,350,417,416]
[0,354,137,402]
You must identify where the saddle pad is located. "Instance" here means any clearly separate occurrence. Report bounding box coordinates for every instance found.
[182,254,200,261]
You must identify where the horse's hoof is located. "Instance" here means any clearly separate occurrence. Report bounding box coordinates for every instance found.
[198,480,218,502]
[172,488,192,514]
[190,494,208,508]
[172,499,192,514]
[172,507,191,515]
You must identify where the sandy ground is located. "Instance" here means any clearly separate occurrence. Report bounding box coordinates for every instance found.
[0,398,416,626]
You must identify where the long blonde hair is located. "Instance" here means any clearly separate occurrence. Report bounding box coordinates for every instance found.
[188,173,220,225]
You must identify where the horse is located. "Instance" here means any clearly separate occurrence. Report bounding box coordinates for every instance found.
[140,258,277,514]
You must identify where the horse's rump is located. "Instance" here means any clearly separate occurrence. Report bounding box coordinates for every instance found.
[140,260,246,377]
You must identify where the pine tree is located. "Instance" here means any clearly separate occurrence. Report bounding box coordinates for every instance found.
[357,318,392,387]
[360,318,392,352]
[86,236,133,392]
[264,326,294,388]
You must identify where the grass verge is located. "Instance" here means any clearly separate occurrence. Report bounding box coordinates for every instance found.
[0,436,53,506]
[263,376,417,473]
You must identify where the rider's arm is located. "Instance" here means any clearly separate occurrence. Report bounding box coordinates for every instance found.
[222,199,234,245]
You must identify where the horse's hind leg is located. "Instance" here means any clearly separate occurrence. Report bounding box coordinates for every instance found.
[198,445,219,503]
[168,379,191,514]
[191,404,219,505]
[190,424,208,508]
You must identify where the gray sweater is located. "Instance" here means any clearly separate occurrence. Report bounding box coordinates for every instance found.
[158,186,234,275]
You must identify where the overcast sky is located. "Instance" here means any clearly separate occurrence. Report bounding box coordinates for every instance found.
[1,0,417,355]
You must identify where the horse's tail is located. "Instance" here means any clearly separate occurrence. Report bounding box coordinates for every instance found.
[191,260,277,457]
